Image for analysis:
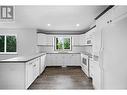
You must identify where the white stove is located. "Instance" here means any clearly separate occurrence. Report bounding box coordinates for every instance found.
[81,54,90,77]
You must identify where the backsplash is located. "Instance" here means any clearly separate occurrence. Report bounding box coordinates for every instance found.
[37,45,92,54]
[37,45,86,53]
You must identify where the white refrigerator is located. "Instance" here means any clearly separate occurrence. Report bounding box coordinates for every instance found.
[93,12,127,89]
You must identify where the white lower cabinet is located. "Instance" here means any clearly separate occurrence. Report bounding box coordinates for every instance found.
[89,58,94,78]
[26,60,34,89]
[39,54,46,74]
[46,53,81,66]
[90,60,101,89]
[26,55,46,89]
[70,54,81,66]
[26,58,40,89]
[33,58,40,80]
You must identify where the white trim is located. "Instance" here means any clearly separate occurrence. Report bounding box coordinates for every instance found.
[0,52,18,55]
[5,35,6,52]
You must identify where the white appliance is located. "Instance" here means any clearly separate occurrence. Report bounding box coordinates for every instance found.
[93,7,127,89]
[81,54,89,77]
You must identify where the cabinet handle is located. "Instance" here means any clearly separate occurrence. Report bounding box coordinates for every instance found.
[33,64,36,67]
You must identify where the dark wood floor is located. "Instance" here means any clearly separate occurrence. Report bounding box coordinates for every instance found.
[28,66,94,89]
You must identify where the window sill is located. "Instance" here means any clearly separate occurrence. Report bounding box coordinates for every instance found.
[0,52,18,55]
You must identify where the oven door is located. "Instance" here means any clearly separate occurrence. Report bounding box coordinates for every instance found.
[82,57,87,66]
[81,54,89,77]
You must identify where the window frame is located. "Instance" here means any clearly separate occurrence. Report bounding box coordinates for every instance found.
[54,36,72,51]
[0,34,17,54]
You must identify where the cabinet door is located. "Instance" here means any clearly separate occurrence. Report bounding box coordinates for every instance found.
[37,34,46,45]
[46,54,62,66]
[45,54,51,66]
[82,34,86,45]
[89,58,94,78]
[33,58,40,80]
[26,61,34,88]
[92,61,101,89]
[79,34,85,45]
[40,55,46,74]
[63,54,71,66]
[84,34,87,45]
[73,34,84,45]
[72,35,80,45]
[70,54,81,66]
[46,35,53,45]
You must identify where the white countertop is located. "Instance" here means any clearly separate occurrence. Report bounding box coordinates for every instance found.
[0,53,46,63]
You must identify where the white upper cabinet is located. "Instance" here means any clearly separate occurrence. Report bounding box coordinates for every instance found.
[84,27,95,46]
[94,6,127,55]
[72,35,85,46]
[37,33,53,45]
[80,34,86,45]
[72,35,80,45]
[46,35,53,45]
[37,33,46,45]
[112,6,127,21]
[96,6,127,29]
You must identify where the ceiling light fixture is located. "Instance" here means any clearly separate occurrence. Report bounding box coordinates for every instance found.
[47,24,51,26]
[76,24,80,27]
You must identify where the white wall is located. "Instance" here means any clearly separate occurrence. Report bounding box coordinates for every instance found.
[0,28,37,60]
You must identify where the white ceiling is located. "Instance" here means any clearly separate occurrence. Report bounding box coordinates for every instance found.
[0,6,108,32]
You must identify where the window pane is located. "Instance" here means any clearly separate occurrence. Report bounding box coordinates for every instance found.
[56,37,63,50]
[6,36,16,52]
[0,36,5,52]
[64,38,70,49]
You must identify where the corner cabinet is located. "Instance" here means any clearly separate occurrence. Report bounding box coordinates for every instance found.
[72,35,85,46]
[37,33,47,45]
[37,33,53,46]
[25,55,46,89]
[40,54,46,74]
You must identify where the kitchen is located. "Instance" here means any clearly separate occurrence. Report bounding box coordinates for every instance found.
[0,5,127,90]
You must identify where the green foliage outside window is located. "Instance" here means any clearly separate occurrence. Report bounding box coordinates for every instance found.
[0,35,16,53]
[0,36,5,52]
[55,37,71,50]
[6,36,16,52]
[64,38,70,49]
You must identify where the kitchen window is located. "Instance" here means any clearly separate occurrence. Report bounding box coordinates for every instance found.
[54,37,72,51]
[0,35,17,54]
